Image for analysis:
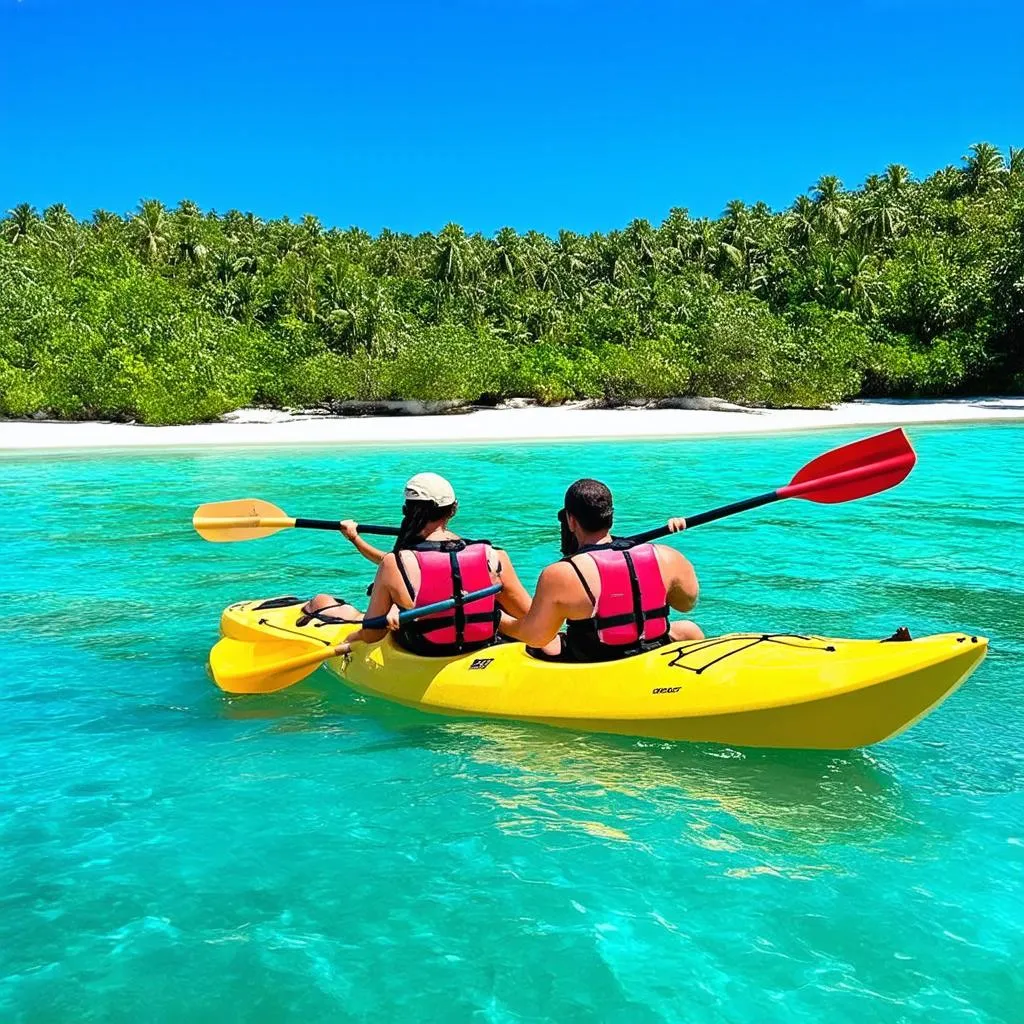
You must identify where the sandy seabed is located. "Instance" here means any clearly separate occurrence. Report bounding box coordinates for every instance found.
[1,397,1022,453]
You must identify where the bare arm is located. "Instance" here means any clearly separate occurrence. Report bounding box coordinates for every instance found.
[340,519,387,566]
[341,557,397,647]
[492,549,532,618]
[499,565,570,647]
[660,546,699,613]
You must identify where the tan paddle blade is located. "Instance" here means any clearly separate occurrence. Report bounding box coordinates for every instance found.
[193,498,295,542]
[208,634,341,694]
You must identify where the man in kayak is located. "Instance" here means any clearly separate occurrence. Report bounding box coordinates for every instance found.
[499,478,703,661]
[301,472,531,655]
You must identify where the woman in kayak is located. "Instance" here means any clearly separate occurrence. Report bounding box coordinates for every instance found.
[498,478,703,661]
[300,472,531,655]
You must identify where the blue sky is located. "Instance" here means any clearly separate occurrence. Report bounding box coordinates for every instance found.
[1,0,1021,235]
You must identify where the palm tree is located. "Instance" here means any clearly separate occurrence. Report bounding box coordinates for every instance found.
[492,226,524,281]
[174,220,208,266]
[297,214,324,257]
[962,143,1007,193]
[2,203,40,244]
[169,200,208,266]
[433,223,476,288]
[373,228,414,277]
[43,203,74,229]
[811,175,850,240]
[596,230,633,287]
[133,199,169,263]
[719,200,749,258]
[520,230,551,289]
[786,194,816,249]
[854,188,905,245]
[1009,147,1024,179]
[655,207,693,271]
[285,257,323,323]
[810,248,842,308]
[839,245,884,317]
[687,218,718,271]
[338,226,373,264]
[553,229,590,290]
[523,233,564,297]
[623,218,657,269]
[222,209,247,241]
[91,209,119,229]
[717,201,770,292]
[241,212,266,248]
[884,164,911,195]
[176,199,202,219]
[89,209,124,245]
[811,243,883,316]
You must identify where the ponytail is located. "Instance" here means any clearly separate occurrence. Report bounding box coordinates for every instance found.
[393,500,457,551]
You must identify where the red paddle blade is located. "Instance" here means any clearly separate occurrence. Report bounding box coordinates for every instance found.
[778,428,916,504]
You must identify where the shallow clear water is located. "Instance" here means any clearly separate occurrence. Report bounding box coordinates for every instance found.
[1,425,1022,1022]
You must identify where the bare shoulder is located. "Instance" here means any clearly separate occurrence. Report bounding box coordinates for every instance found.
[537,560,575,589]
[376,551,401,579]
[654,543,696,575]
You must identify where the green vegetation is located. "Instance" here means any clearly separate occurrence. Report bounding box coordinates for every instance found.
[2,144,1022,424]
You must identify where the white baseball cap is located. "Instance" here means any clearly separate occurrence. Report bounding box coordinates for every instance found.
[404,472,456,506]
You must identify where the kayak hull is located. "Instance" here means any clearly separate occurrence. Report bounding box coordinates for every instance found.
[216,599,987,750]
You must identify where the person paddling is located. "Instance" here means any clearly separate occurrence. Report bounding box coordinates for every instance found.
[499,478,703,661]
[302,473,531,655]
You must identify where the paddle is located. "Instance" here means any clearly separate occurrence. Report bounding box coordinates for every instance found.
[209,583,503,695]
[192,498,400,543]
[625,427,916,545]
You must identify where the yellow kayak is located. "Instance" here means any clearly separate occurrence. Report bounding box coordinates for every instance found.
[214,598,987,750]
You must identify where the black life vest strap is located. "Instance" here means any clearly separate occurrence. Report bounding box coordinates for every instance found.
[564,544,666,632]
[396,538,493,604]
[395,550,417,604]
[395,540,471,602]
[403,611,497,636]
[622,549,645,639]
[589,606,671,631]
[572,538,636,553]
[449,548,466,651]
[564,557,598,606]
[395,539,501,653]
[407,538,490,552]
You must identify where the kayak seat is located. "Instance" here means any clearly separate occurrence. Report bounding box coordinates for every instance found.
[525,635,569,663]
[254,596,304,610]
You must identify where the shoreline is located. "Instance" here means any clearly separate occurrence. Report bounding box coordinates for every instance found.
[2,397,1023,453]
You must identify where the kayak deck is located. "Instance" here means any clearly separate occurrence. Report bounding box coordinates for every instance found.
[216,599,987,750]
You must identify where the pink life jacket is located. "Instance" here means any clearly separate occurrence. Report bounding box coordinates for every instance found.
[564,543,670,661]
[395,541,500,655]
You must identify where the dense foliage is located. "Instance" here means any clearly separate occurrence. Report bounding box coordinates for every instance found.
[2,144,1022,424]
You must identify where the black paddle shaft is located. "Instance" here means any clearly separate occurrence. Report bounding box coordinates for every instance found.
[359,583,503,630]
[292,519,400,536]
[624,490,780,546]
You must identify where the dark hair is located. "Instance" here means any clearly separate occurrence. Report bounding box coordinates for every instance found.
[394,499,457,551]
[563,478,613,532]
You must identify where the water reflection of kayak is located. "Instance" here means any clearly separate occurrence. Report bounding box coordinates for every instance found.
[214,597,987,751]
[453,722,911,851]
[215,691,910,850]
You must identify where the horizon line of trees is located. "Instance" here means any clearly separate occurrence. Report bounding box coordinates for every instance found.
[1,142,1022,424]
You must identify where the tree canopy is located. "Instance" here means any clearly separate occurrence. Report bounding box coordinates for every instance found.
[1,144,1022,424]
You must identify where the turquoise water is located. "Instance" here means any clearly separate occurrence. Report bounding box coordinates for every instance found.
[1,425,1022,1022]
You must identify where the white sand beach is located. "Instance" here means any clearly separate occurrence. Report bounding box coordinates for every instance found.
[1,397,1023,452]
